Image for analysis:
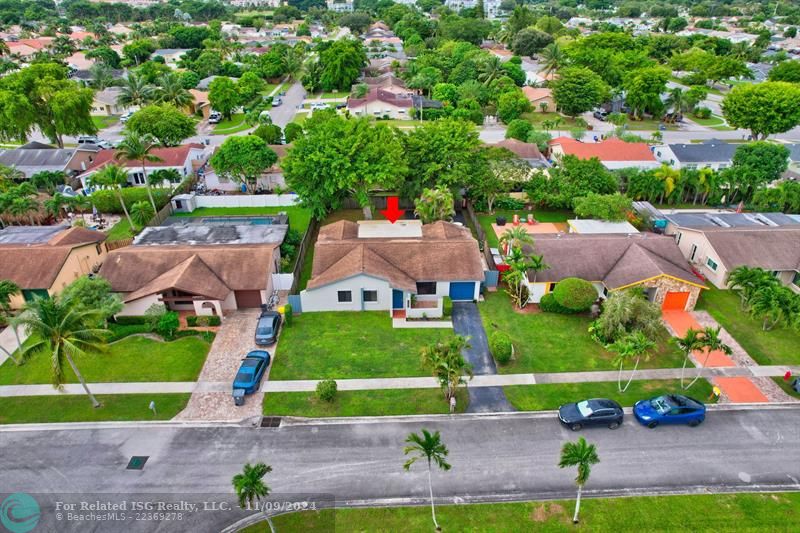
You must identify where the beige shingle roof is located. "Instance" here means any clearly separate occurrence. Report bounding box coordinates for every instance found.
[703,227,800,271]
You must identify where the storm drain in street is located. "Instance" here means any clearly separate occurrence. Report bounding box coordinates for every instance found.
[260,417,282,428]
[126,456,149,470]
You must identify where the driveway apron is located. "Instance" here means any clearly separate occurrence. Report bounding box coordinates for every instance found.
[452,302,514,413]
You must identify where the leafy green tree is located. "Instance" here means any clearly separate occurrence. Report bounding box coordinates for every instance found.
[14,295,108,407]
[540,42,564,77]
[283,115,406,219]
[208,76,239,120]
[573,193,632,221]
[623,67,669,119]
[558,437,600,524]
[505,119,533,141]
[210,136,278,194]
[722,82,800,140]
[61,276,123,327]
[591,289,663,345]
[474,147,529,212]
[319,39,367,91]
[85,46,121,68]
[511,28,553,57]
[114,131,163,213]
[728,142,790,201]
[30,170,66,194]
[232,463,275,533]
[497,89,531,124]
[525,155,618,209]
[237,71,266,107]
[551,67,610,117]
[403,429,451,532]
[283,122,303,143]
[122,39,157,65]
[126,104,196,147]
[414,187,454,223]
[0,63,96,148]
[253,123,283,145]
[88,164,134,228]
[768,60,800,82]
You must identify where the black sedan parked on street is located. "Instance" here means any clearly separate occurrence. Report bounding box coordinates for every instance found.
[558,398,624,431]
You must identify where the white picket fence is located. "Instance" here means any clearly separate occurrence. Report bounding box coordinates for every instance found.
[195,194,300,208]
[272,273,294,291]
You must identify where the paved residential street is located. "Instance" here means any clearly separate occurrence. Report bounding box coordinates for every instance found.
[3,406,798,528]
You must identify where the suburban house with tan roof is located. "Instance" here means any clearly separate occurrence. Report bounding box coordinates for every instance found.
[99,222,286,316]
[299,220,485,317]
[666,223,800,291]
[347,88,441,119]
[549,137,660,170]
[78,143,207,189]
[491,139,549,168]
[525,233,705,311]
[0,226,108,309]
[91,87,131,116]
[522,87,554,112]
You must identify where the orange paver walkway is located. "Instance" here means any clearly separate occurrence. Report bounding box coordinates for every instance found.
[662,311,736,368]
[714,377,770,403]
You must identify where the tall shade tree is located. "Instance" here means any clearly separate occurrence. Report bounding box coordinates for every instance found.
[114,131,163,213]
[403,429,451,532]
[318,38,367,91]
[232,463,275,533]
[125,104,196,147]
[116,72,155,108]
[0,63,96,148]
[0,279,22,363]
[208,76,239,120]
[14,295,108,407]
[721,82,800,140]
[210,136,277,194]
[89,164,134,228]
[551,67,610,117]
[558,437,600,524]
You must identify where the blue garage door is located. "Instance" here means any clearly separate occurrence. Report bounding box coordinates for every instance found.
[449,282,476,301]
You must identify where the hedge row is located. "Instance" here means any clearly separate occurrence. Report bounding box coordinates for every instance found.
[90,188,171,215]
[539,293,582,314]
[186,315,222,327]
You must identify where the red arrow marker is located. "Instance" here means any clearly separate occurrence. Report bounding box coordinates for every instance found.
[380,196,404,224]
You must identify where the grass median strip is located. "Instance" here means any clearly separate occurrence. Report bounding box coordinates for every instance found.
[0,393,190,424]
[504,379,716,411]
[243,492,800,532]
[263,388,468,417]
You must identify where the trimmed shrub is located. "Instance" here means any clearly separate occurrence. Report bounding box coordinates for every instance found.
[156,311,180,338]
[283,303,293,326]
[186,315,222,327]
[113,316,150,325]
[90,188,171,215]
[539,292,581,314]
[553,277,597,312]
[442,296,453,318]
[489,331,513,364]
[316,379,337,402]
[693,107,712,119]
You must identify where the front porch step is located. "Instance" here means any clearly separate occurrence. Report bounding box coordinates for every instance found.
[392,309,406,319]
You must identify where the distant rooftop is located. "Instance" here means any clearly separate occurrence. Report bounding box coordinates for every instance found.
[568,219,639,234]
[0,225,67,245]
[357,220,423,238]
[666,212,800,230]
[134,223,288,246]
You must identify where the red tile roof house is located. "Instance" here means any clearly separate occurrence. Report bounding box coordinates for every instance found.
[299,220,485,318]
[549,137,660,170]
[347,88,414,119]
[522,87,555,113]
[77,144,207,190]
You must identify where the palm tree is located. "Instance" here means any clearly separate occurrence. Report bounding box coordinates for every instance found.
[748,286,786,331]
[403,429,451,532]
[90,63,114,90]
[654,163,679,204]
[9,195,39,225]
[477,55,503,86]
[528,254,549,283]
[282,48,305,82]
[232,462,275,533]
[727,266,778,309]
[0,38,9,57]
[114,132,162,214]
[155,72,192,108]
[608,330,656,393]
[675,327,703,389]
[558,436,600,524]
[665,87,687,121]
[116,72,155,108]
[13,295,108,406]
[499,225,534,253]
[0,279,22,364]
[43,192,69,221]
[540,42,564,77]
[420,336,473,407]
[685,326,732,389]
[88,164,134,228]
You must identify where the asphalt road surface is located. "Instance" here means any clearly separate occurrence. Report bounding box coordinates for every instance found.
[1,406,798,531]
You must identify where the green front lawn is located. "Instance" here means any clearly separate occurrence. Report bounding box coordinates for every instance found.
[105,218,141,241]
[696,288,800,366]
[246,493,800,532]
[521,111,578,128]
[504,379,715,411]
[480,292,686,373]
[476,209,572,248]
[263,388,468,417]
[773,377,800,399]
[291,111,309,125]
[624,118,679,131]
[173,206,313,235]
[314,90,350,99]
[270,312,455,380]
[92,115,119,130]
[0,393,190,424]
[212,114,250,134]
[0,335,211,385]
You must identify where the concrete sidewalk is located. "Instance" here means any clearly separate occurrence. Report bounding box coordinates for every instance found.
[2,365,796,397]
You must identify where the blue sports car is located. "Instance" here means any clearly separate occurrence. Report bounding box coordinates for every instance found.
[634,394,706,429]
[233,351,271,394]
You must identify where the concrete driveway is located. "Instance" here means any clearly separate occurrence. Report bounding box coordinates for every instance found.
[451,302,514,413]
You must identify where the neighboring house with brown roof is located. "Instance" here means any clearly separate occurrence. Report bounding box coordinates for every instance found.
[667,225,800,290]
[359,73,412,96]
[0,226,107,309]
[347,88,441,119]
[522,87,554,112]
[491,139,549,168]
[549,137,660,170]
[0,145,101,179]
[91,87,131,116]
[300,220,484,317]
[78,144,207,189]
[188,89,211,120]
[99,222,286,316]
[525,233,705,311]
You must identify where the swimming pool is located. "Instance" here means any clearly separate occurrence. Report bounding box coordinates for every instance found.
[167,214,289,226]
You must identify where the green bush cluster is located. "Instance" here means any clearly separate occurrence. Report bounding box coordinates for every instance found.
[283,303,293,326]
[185,315,222,327]
[552,277,597,311]
[442,296,453,318]
[315,379,337,403]
[539,293,581,314]
[156,311,180,338]
[113,316,150,325]
[90,188,171,214]
[489,331,513,364]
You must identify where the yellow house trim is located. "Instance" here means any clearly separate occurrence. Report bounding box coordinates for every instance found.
[610,274,707,292]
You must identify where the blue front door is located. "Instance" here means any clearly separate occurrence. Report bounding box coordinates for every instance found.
[392,289,403,309]
[449,282,476,301]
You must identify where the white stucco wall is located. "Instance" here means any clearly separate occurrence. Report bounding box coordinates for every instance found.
[116,294,161,316]
[300,274,393,312]
[671,228,727,288]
